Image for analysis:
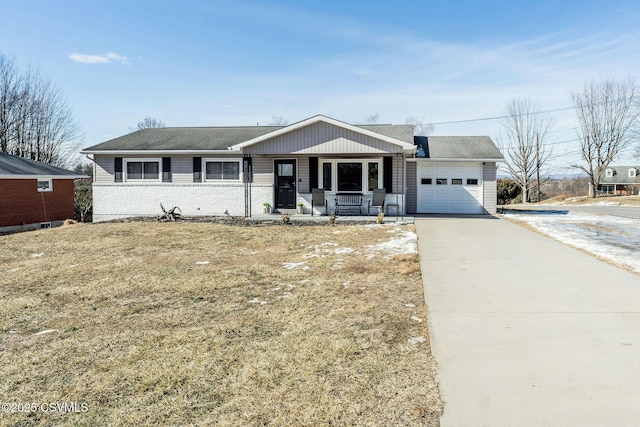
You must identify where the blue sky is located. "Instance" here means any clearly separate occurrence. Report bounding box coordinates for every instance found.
[2,0,640,172]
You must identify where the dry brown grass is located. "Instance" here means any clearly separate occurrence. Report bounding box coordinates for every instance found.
[0,222,441,426]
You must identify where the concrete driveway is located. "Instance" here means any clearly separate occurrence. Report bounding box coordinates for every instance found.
[416,217,640,427]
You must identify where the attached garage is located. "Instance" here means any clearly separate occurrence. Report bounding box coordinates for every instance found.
[417,162,484,214]
[408,136,504,215]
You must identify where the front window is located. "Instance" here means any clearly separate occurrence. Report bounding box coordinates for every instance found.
[606,169,614,177]
[125,159,160,181]
[205,160,241,181]
[337,162,362,192]
[368,163,379,191]
[319,158,382,193]
[322,163,332,190]
[37,179,52,192]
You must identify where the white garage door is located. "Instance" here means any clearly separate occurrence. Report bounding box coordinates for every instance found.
[417,162,484,214]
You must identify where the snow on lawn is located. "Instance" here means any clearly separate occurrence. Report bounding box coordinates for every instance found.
[505,211,640,272]
[302,242,356,259]
[282,262,310,270]
[366,226,418,259]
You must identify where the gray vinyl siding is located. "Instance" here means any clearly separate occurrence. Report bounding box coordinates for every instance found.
[391,155,403,194]
[172,157,192,183]
[483,162,497,214]
[95,155,114,182]
[251,156,273,185]
[405,162,417,213]
[297,156,310,193]
[243,122,406,155]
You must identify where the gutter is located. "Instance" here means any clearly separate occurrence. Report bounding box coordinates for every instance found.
[406,157,505,163]
[79,149,241,155]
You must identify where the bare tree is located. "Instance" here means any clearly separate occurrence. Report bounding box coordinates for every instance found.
[0,53,82,167]
[73,163,93,222]
[267,115,288,126]
[571,78,640,197]
[405,116,433,136]
[130,116,165,132]
[364,112,379,124]
[498,98,554,203]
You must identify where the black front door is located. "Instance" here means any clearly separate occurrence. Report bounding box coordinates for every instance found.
[274,159,296,209]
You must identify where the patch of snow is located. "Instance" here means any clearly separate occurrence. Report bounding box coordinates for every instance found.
[7,268,20,273]
[506,211,640,272]
[277,292,292,299]
[408,336,426,345]
[341,282,349,288]
[283,262,309,270]
[248,298,267,305]
[404,303,416,308]
[366,228,418,259]
[33,329,57,336]
[8,330,18,334]
[594,201,621,206]
[31,253,44,258]
[411,316,424,323]
[270,287,281,291]
[195,261,209,265]
[305,242,355,258]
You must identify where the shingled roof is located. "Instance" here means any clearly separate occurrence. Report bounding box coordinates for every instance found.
[0,152,85,178]
[600,166,640,184]
[83,126,285,152]
[82,118,416,153]
[414,136,504,160]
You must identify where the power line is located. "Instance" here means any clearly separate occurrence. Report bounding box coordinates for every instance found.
[428,107,575,126]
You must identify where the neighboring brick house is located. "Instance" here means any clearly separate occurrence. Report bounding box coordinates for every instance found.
[81,115,504,222]
[0,152,86,228]
[598,166,640,195]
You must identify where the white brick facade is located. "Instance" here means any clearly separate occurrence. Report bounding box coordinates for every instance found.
[93,183,272,222]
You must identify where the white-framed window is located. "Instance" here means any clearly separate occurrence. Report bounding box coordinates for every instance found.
[37,178,52,192]
[204,159,242,182]
[124,158,161,181]
[319,158,382,193]
[629,168,637,178]
[606,169,615,178]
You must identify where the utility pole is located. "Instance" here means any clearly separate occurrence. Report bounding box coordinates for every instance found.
[536,133,541,203]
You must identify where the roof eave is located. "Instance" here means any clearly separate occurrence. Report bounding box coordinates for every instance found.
[408,157,505,162]
[80,149,240,155]
[0,174,87,179]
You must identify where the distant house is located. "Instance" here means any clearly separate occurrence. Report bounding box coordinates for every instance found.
[598,166,640,195]
[0,152,86,228]
[80,115,504,222]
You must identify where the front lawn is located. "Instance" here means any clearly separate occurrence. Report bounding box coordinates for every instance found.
[0,221,441,426]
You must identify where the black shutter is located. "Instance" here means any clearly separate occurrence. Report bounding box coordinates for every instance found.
[383,157,393,193]
[193,157,202,182]
[162,157,172,182]
[114,157,123,182]
[243,157,253,183]
[309,157,318,192]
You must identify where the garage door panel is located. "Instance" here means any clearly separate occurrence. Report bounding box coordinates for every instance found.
[451,190,465,200]
[417,162,484,214]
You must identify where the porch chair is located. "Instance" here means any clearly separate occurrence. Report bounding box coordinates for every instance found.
[367,188,386,215]
[311,188,327,216]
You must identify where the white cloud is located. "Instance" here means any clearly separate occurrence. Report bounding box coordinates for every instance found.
[69,52,129,65]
